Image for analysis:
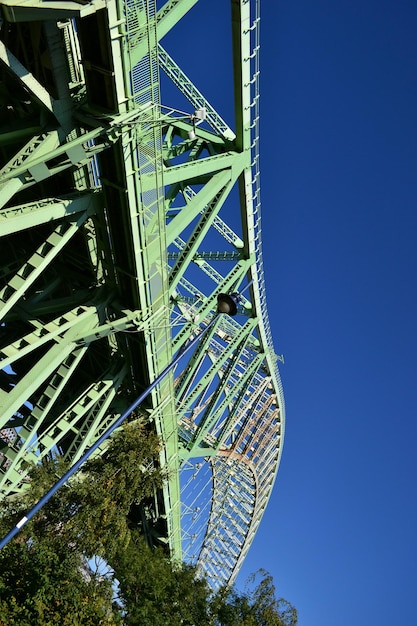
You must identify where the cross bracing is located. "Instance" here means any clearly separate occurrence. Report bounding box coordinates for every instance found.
[0,0,285,588]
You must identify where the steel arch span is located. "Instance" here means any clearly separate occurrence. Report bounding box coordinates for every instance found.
[0,0,285,589]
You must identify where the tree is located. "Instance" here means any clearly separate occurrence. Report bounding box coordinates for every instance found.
[0,421,163,624]
[0,518,118,625]
[69,421,165,561]
[111,533,211,626]
[210,571,298,626]
[0,422,297,625]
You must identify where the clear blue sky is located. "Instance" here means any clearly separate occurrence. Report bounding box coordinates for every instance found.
[237,2,417,625]
[164,2,417,624]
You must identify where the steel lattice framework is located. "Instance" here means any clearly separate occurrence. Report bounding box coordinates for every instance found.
[0,0,284,589]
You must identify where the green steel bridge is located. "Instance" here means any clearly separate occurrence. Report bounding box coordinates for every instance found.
[0,0,285,589]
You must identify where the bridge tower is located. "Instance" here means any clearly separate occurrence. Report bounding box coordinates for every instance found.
[0,0,285,589]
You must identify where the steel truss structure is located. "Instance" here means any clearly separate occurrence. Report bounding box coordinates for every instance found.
[0,0,285,588]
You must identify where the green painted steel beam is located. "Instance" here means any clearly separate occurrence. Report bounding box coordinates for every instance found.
[165,169,232,245]
[168,250,241,261]
[0,107,156,193]
[0,305,100,369]
[174,316,223,402]
[162,150,248,189]
[194,251,241,261]
[176,186,245,249]
[178,317,257,417]
[0,0,106,21]
[0,131,60,208]
[156,0,199,42]
[213,352,266,447]
[168,179,235,292]
[1,361,128,493]
[0,332,91,429]
[161,119,228,153]
[61,366,129,463]
[127,0,198,68]
[0,40,56,115]
[158,44,235,141]
[0,304,156,370]
[0,193,101,237]
[171,256,253,353]
[231,0,252,153]
[219,374,270,449]
[0,213,91,322]
[182,334,262,458]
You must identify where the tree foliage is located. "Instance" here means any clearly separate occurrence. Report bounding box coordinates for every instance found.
[112,534,211,626]
[211,570,297,626]
[0,421,297,626]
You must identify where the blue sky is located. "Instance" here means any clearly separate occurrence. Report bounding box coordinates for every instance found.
[163,1,417,624]
[236,2,417,625]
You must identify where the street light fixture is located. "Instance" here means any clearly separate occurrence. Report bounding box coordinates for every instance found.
[216,292,240,316]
